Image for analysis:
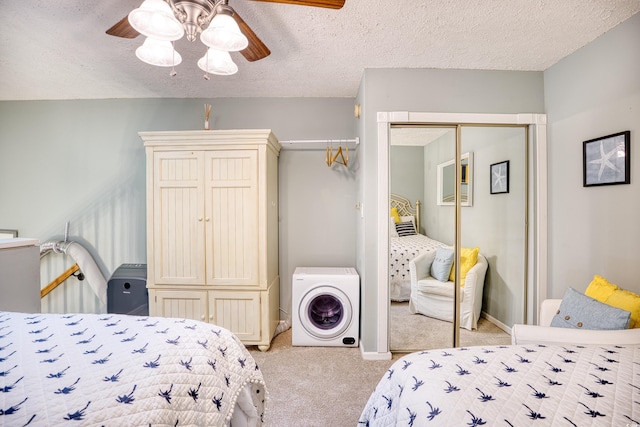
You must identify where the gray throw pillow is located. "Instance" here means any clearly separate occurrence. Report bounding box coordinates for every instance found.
[430,247,454,282]
[550,287,631,330]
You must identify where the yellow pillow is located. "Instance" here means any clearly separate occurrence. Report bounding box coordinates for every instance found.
[390,207,401,223]
[448,247,479,287]
[584,275,618,300]
[585,275,640,328]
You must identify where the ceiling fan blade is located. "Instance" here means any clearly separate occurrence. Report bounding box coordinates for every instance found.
[246,0,345,9]
[106,16,140,39]
[232,12,271,62]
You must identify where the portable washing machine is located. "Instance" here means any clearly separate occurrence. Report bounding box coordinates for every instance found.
[292,267,359,347]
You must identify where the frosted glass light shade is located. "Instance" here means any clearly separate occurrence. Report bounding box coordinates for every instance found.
[128,0,184,41]
[197,48,238,75]
[136,37,182,67]
[200,13,248,51]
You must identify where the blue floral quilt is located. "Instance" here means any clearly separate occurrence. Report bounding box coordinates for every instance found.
[359,343,639,426]
[0,310,266,426]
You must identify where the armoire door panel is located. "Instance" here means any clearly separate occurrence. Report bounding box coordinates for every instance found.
[152,290,208,322]
[154,151,206,285]
[205,151,259,286]
[209,291,261,341]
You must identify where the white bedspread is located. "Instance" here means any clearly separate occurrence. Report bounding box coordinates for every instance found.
[0,311,266,426]
[360,343,639,426]
[390,235,446,301]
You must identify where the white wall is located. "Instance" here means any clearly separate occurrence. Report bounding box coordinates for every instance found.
[544,12,640,297]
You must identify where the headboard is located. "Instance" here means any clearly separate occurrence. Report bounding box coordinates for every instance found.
[390,194,421,233]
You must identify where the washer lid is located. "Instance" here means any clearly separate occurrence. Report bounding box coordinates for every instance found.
[294,267,357,276]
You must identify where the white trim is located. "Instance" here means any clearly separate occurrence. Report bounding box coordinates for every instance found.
[480,311,511,335]
[534,116,548,317]
[360,342,392,360]
[377,111,548,355]
[376,116,391,355]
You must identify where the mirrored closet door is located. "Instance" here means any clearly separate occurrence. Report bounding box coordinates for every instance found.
[389,125,456,352]
[388,123,529,352]
[457,126,527,348]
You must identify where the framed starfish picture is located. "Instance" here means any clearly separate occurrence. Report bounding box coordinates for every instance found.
[490,160,509,194]
[583,131,630,187]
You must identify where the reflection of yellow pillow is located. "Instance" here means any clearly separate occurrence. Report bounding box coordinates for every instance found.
[390,207,401,223]
[584,275,618,299]
[585,275,640,328]
[448,247,479,287]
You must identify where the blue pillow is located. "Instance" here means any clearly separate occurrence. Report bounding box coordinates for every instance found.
[430,247,454,282]
[550,287,631,330]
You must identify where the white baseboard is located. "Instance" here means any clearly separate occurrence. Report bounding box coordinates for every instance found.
[481,311,512,335]
[359,342,392,360]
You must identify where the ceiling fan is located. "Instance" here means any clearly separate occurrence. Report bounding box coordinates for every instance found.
[107,0,345,75]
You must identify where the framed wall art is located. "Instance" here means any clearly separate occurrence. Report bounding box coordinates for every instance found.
[583,131,630,187]
[490,160,509,194]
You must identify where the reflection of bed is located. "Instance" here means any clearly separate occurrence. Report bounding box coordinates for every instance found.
[0,310,266,426]
[390,194,446,301]
[390,234,447,301]
[360,302,640,426]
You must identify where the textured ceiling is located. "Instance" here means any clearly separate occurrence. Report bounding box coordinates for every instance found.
[1,1,638,101]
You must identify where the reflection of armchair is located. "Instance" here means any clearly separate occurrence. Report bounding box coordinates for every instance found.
[409,251,488,330]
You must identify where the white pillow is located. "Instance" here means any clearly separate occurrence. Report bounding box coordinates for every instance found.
[390,217,399,238]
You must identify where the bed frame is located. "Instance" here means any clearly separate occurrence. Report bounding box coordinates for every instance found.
[390,194,421,232]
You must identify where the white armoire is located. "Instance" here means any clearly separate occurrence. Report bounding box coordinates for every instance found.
[141,129,280,351]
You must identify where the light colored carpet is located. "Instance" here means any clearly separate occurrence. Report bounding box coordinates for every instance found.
[248,329,398,427]
[246,307,511,426]
[390,301,512,351]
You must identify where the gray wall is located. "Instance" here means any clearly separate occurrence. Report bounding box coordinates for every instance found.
[460,127,527,327]
[356,69,545,352]
[544,12,640,297]
[390,145,424,232]
[278,149,357,323]
[422,133,455,244]
[0,97,357,319]
[421,127,527,328]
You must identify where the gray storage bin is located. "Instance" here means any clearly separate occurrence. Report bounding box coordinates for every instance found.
[107,263,148,316]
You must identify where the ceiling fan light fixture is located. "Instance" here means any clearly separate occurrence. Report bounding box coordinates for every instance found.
[136,37,183,67]
[200,13,248,52]
[128,0,184,41]
[197,48,238,75]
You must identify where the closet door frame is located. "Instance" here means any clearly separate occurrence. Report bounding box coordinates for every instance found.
[376,112,548,354]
